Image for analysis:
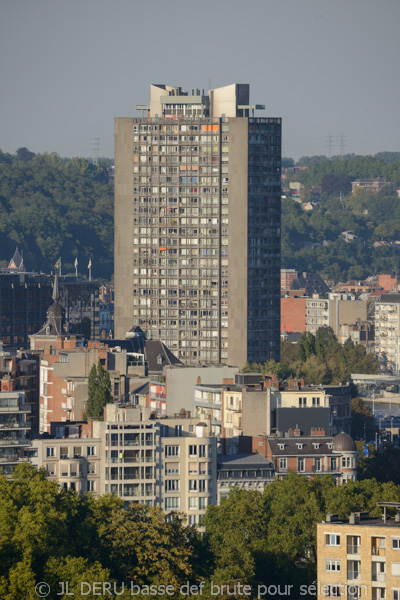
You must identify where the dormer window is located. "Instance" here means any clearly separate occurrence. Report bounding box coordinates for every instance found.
[157,354,163,365]
[327,443,333,449]
[313,443,320,449]
[296,443,304,450]
[278,443,285,450]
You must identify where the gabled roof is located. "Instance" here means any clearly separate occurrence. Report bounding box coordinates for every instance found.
[8,247,25,272]
[291,272,331,296]
[106,328,183,374]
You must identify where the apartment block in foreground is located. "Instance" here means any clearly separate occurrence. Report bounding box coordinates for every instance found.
[318,504,400,600]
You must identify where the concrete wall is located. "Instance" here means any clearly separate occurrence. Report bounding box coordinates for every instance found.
[242,389,270,437]
[114,118,134,338]
[227,118,249,368]
[165,366,239,415]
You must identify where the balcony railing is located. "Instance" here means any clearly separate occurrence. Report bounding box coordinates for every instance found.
[372,547,385,556]
[347,545,360,554]
[372,573,386,583]
[347,570,361,581]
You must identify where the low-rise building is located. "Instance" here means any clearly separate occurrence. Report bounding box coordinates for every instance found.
[254,431,357,484]
[217,453,275,502]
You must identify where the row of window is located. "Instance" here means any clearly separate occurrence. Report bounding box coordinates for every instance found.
[165,479,208,492]
[46,446,96,458]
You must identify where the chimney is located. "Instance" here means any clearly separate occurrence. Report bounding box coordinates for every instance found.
[311,427,325,436]
[1,376,15,392]
[223,378,234,385]
[196,376,201,385]
[294,427,301,437]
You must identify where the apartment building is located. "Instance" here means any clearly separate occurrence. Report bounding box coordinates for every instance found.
[0,344,40,432]
[306,293,367,337]
[0,390,31,477]
[317,503,400,600]
[33,405,217,525]
[114,83,281,367]
[374,294,400,372]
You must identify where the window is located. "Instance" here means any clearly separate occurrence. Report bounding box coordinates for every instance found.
[189,480,197,492]
[279,458,287,470]
[87,446,96,456]
[165,446,179,457]
[87,481,95,492]
[189,445,197,457]
[165,497,179,510]
[325,560,341,572]
[315,458,321,471]
[393,591,400,600]
[46,447,55,458]
[325,534,340,546]
[165,463,179,474]
[372,589,385,600]
[393,539,400,550]
[199,444,206,457]
[199,497,207,510]
[46,463,55,476]
[331,457,337,470]
[299,397,307,407]
[372,537,386,556]
[298,458,305,472]
[312,397,320,407]
[347,535,360,554]
[188,497,198,510]
[165,480,179,492]
[199,480,206,492]
[323,585,341,598]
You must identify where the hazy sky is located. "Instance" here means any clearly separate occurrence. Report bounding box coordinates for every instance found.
[1,0,399,161]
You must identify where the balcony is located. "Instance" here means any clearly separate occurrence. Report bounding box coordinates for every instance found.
[372,573,385,583]
[347,571,361,581]
[347,545,360,555]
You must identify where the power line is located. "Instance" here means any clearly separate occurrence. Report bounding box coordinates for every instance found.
[92,135,100,166]
[337,132,346,156]
[326,133,334,158]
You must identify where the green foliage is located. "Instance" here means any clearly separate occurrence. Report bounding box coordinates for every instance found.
[86,362,112,419]
[243,329,379,386]
[351,397,378,441]
[204,472,400,596]
[282,153,400,279]
[2,464,400,598]
[0,149,113,279]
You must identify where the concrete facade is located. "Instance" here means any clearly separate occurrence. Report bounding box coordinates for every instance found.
[114,83,281,368]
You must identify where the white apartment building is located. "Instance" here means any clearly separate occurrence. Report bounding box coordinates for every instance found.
[374,294,400,373]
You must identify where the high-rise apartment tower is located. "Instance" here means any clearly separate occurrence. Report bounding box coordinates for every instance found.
[114,83,281,367]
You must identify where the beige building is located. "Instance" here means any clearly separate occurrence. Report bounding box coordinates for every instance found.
[306,293,367,336]
[114,83,281,367]
[374,294,400,372]
[317,504,400,600]
[32,404,217,526]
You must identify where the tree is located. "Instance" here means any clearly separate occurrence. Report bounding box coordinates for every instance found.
[351,397,377,441]
[297,332,316,361]
[86,362,112,419]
